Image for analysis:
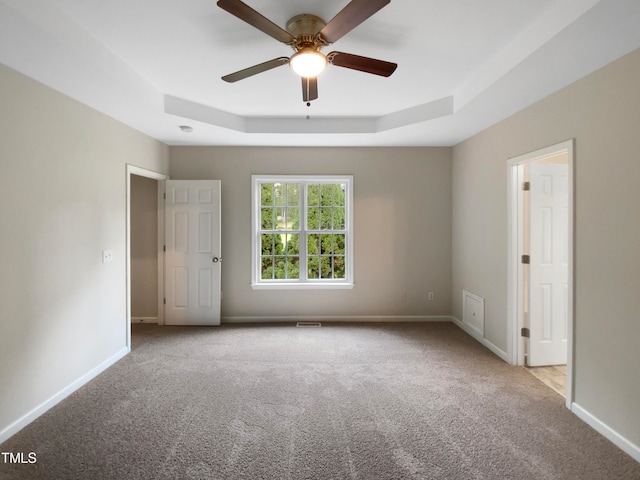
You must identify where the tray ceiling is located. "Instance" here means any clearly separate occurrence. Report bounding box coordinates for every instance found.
[1,0,639,146]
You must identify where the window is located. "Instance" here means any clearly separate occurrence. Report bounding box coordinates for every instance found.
[251,175,354,289]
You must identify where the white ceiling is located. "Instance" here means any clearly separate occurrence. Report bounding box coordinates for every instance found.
[1,0,640,147]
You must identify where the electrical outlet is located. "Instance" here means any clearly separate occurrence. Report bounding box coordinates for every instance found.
[102,250,113,263]
[428,292,434,301]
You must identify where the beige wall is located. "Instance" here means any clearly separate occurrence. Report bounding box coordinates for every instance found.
[169,146,452,320]
[130,174,158,319]
[0,64,169,438]
[452,48,640,447]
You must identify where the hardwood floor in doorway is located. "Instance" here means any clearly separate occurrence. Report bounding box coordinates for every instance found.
[526,365,567,397]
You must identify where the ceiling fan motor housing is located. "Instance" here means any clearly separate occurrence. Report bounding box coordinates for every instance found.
[286,14,327,50]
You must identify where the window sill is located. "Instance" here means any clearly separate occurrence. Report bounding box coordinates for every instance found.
[251,282,354,290]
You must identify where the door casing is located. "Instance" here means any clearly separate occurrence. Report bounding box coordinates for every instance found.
[126,165,169,349]
[506,139,575,409]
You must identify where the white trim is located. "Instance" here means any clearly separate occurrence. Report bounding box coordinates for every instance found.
[250,282,354,290]
[0,346,128,444]
[507,161,526,366]
[157,180,166,326]
[127,165,168,181]
[131,316,159,324]
[506,140,575,409]
[571,403,640,463]
[125,165,169,347]
[222,315,451,324]
[450,316,509,362]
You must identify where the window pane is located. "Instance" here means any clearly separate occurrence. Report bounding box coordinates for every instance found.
[274,257,286,279]
[321,184,333,204]
[286,234,299,255]
[277,234,286,254]
[288,207,299,230]
[333,256,345,279]
[287,256,300,279]
[285,207,298,230]
[274,207,286,230]
[333,207,345,230]
[334,234,345,254]
[308,256,319,279]
[261,257,273,279]
[261,234,274,255]
[261,208,273,230]
[320,256,332,279]
[261,183,274,206]
[308,184,320,206]
[273,183,284,206]
[320,207,332,229]
[320,234,333,254]
[307,234,319,254]
[287,183,300,206]
[308,207,319,230]
[334,184,346,206]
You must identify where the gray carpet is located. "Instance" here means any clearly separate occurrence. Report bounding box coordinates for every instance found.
[1,322,639,479]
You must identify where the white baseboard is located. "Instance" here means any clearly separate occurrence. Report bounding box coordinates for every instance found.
[571,403,640,463]
[450,315,509,362]
[222,315,452,324]
[0,346,129,444]
[131,316,158,324]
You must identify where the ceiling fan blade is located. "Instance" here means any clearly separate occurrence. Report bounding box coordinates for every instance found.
[319,0,390,44]
[222,57,289,83]
[327,51,397,77]
[302,77,318,102]
[217,0,295,44]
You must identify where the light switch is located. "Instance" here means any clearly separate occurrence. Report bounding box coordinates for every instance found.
[102,250,113,263]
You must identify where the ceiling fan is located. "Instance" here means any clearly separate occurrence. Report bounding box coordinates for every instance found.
[217,0,398,104]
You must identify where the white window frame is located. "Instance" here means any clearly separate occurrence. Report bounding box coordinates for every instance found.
[251,174,354,289]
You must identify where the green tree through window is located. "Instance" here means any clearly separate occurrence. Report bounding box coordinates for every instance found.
[306,183,346,279]
[254,176,352,286]
[260,182,300,280]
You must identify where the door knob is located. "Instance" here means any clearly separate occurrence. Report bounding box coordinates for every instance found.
[212,257,221,263]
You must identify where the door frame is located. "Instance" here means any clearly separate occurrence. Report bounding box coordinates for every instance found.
[506,139,575,409]
[126,165,169,349]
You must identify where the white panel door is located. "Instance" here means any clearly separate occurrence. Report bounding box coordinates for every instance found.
[528,164,568,366]
[165,180,221,325]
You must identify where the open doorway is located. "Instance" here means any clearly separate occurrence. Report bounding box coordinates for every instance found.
[125,165,168,349]
[507,140,574,408]
[130,175,160,324]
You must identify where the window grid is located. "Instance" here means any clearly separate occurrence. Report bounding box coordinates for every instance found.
[254,176,352,287]
[259,182,301,280]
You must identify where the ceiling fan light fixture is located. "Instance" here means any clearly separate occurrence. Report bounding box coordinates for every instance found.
[290,48,326,78]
